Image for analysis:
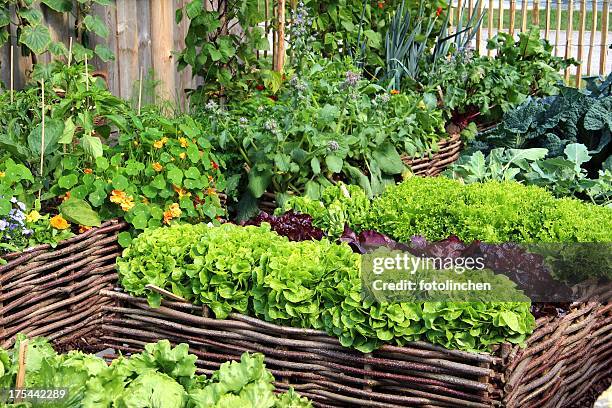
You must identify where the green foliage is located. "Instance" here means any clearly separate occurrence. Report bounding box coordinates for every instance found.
[0,0,113,61]
[118,223,535,353]
[0,61,225,246]
[284,177,612,243]
[366,177,612,243]
[0,336,311,408]
[424,27,571,123]
[302,0,446,72]
[176,0,268,100]
[279,182,371,237]
[446,144,612,206]
[482,73,612,170]
[198,58,446,217]
[383,0,482,91]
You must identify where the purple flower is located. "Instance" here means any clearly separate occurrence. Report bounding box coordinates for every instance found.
[344,71,361,87]
[0,219,7,231]
[22,228,33,236]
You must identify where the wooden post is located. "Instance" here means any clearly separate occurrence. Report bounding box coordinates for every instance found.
[575,0,586,87]
[264,0,270,59]
[601,0,610,75]
[564,0,574,82]
[39,81,46,178]
[150,0,176,102]
[498,0,504,32]
[509,0,516,35]
[521,0,528,32]
[85,53,89,92]
[533,0,540,26]
[468,0,474,21]
[68,37,73,67]
[138,66,143,115]
[15,340,28,402]
[555,0,562,56]
[457,0,464,28]
[545,0,552,39]
[475,0,485,53]
[586,0,597,75]
[487,0,494,56]
[275,0,286,72]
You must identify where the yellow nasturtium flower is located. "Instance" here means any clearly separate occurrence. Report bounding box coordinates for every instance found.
[50,215,70,230]
[26,210,42,223]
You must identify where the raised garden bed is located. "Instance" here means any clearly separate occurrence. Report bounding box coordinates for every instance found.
[0,219,127,350]
[401,133,463,177]
[0,228,609,407]
[97,290,611,408]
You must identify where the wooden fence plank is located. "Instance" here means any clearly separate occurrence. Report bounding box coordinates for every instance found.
[487,0,494,56]
[545,0,551,39]
[509,0,516,35]
[601,0,610,75]
[564,0,574,82]
[555,0,562,56]
[498,0,504,32]
[520,0,528,32]
[576,0,587,87]
[150,0,177,103]
[116,0,139,99]
[586,0,597,75]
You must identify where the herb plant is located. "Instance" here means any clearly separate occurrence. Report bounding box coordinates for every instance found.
[200,58,446,218]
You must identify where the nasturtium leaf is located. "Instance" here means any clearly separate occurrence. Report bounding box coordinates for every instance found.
[58,174,78,189]
[112,175,129,191]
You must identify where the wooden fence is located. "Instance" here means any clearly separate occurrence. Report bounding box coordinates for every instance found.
[0,0,196,108]
[452,0,611,86]
[0,0,610,104]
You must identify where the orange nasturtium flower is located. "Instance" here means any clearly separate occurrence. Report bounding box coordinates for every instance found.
[153,137,169,149]
[79,225,92,234]
[84,168,93,174]
[110,190,135,212]
[152,162,163,172]
[163,203,182,224]
[179,137,189,148]
[390,89,400,95]
[62,191,72,202]
[50,214,70,230]
[173,185,191,198]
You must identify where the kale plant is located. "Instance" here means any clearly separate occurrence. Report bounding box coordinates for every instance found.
[482,72,612,175]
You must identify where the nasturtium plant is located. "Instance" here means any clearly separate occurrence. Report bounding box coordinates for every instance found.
[51,108,226,236]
